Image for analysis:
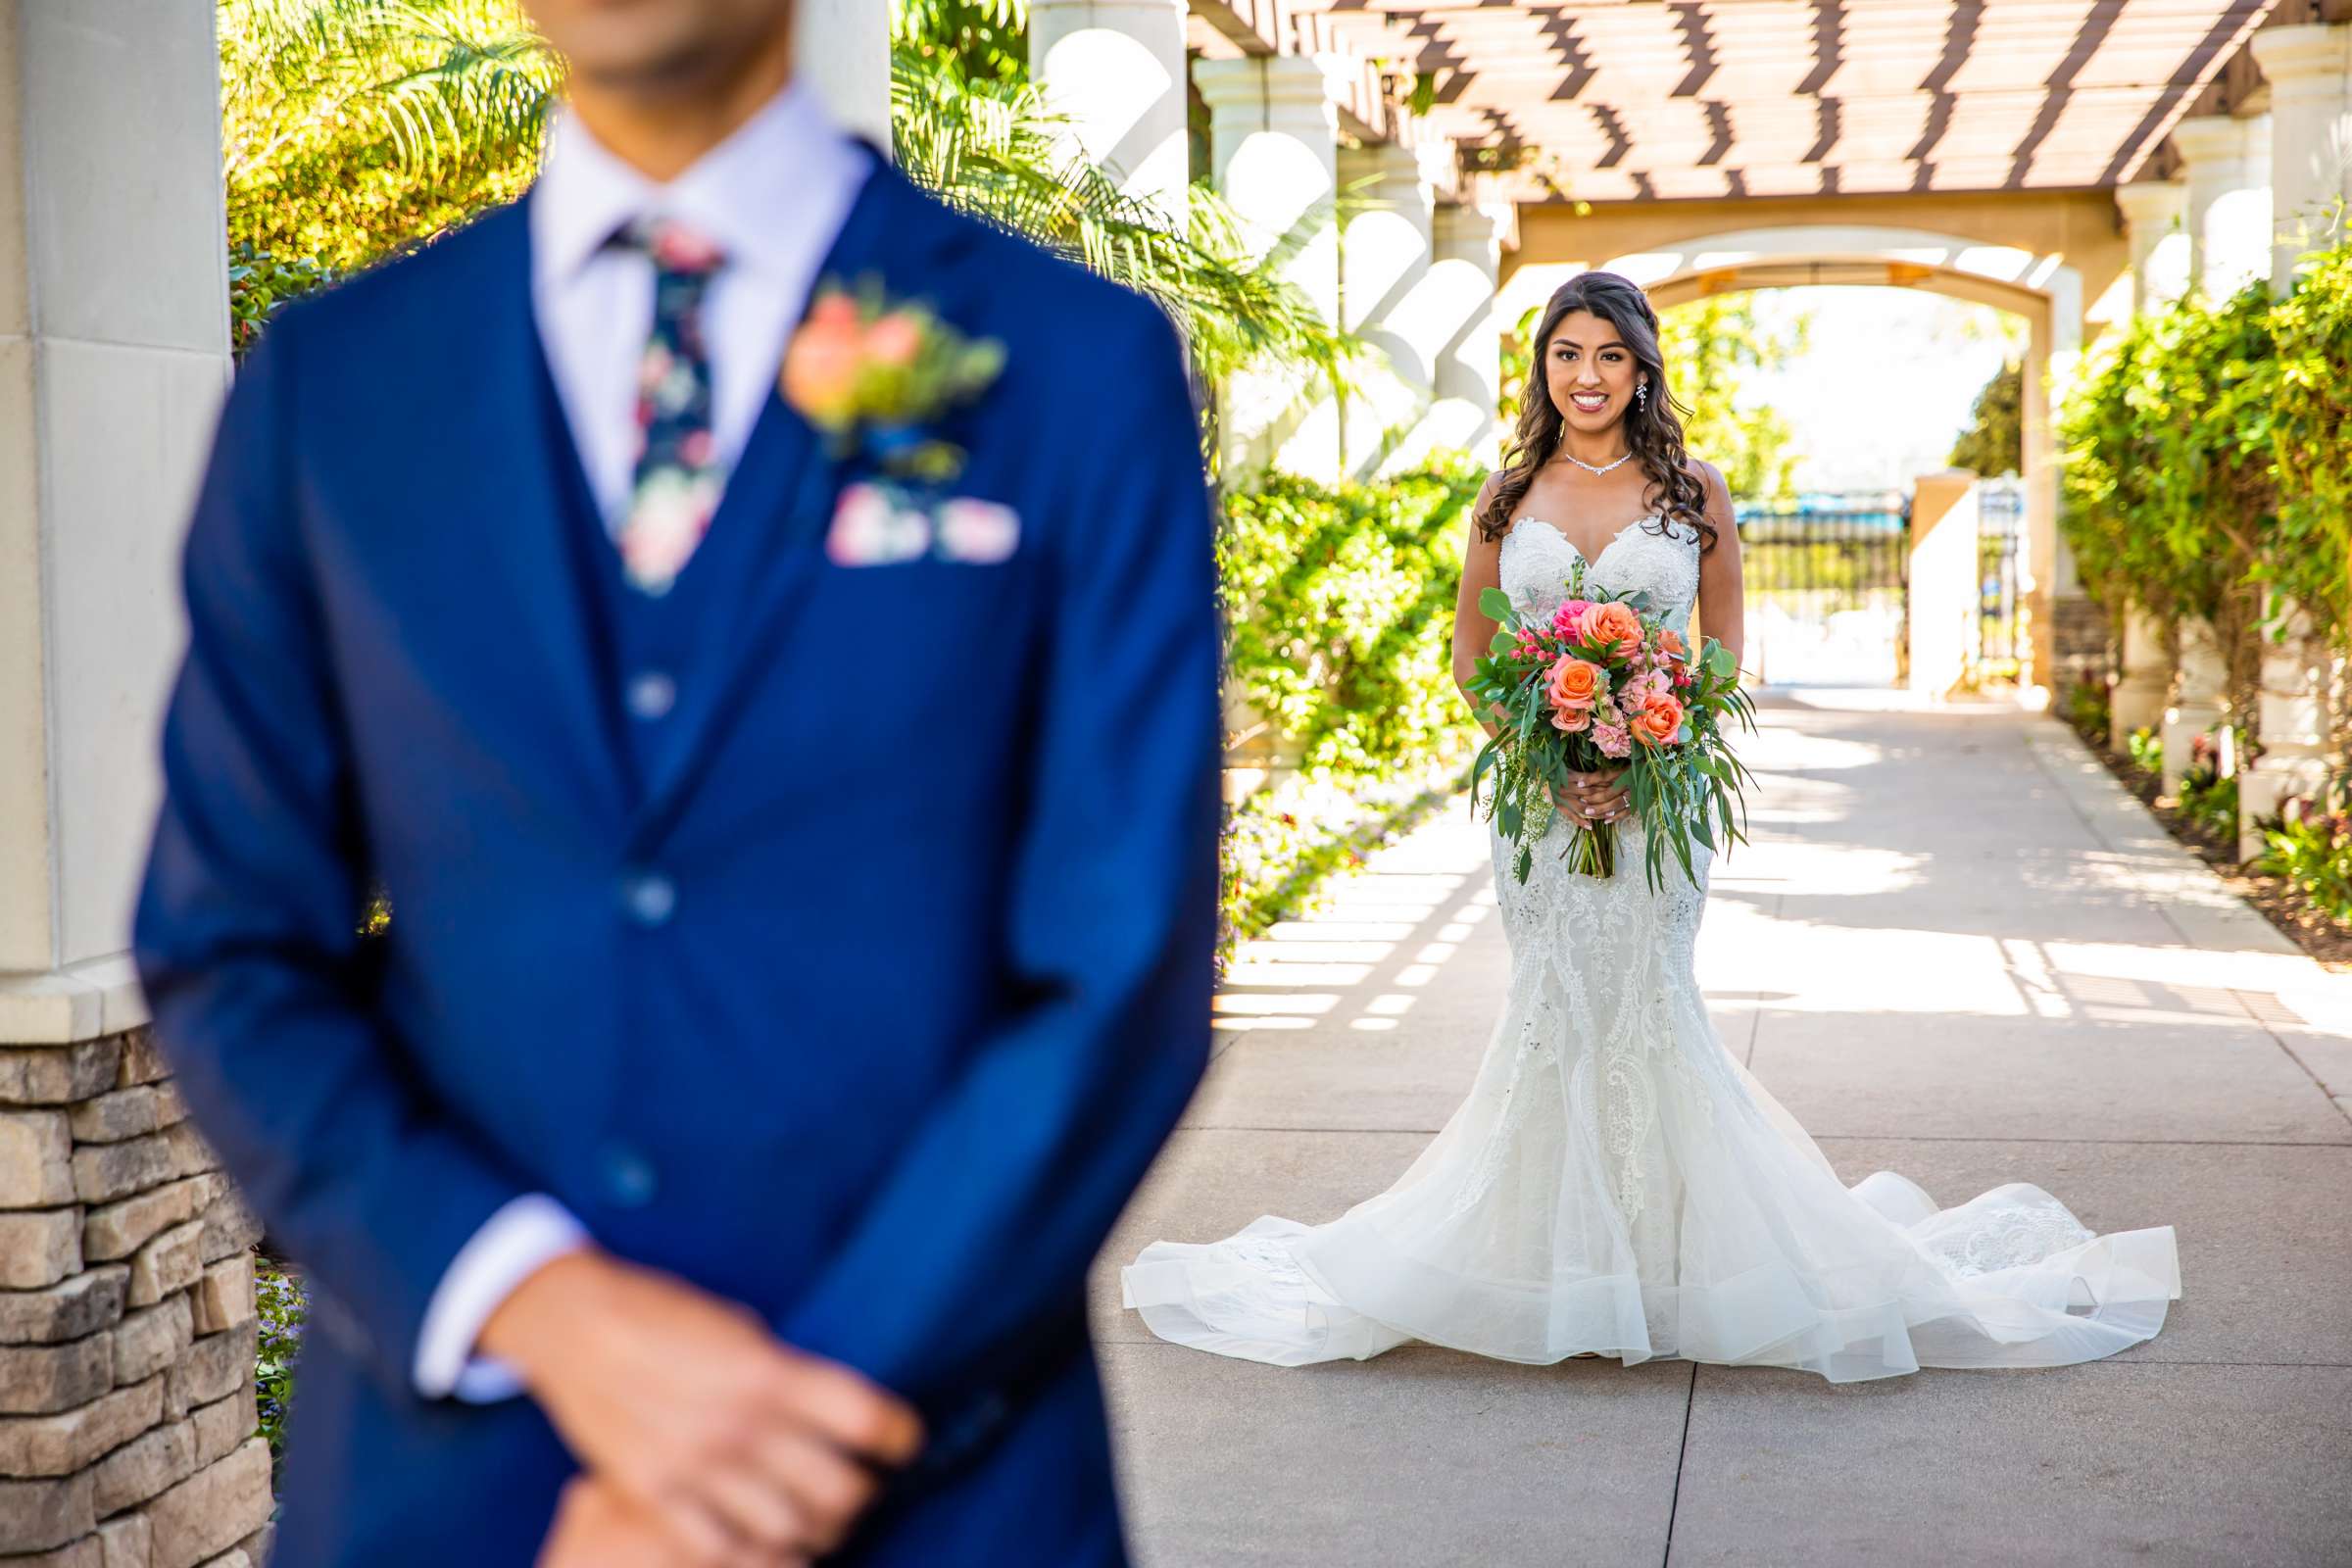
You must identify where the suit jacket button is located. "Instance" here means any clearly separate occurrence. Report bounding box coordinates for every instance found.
[621,871,675,926]
[626,671,677,720]
[598,1144,660,1208]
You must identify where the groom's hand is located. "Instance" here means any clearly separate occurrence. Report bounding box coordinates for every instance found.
[537,1476,811,1568]
[483,1250,923,1564]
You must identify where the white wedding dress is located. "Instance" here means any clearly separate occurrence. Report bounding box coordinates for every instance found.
[1123,515,2180,1381]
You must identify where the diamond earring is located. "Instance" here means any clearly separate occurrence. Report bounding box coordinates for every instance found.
[1636,381,1648,411]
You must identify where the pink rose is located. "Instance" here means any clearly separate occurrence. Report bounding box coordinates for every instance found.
[1550,705,1592,733]
[865,312,923,369]
[1551,598,1594,636]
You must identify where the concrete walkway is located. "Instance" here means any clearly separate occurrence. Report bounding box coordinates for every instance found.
[1090,690,2352,1568]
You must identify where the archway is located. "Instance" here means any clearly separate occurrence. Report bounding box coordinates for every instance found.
[1500,217,2118,698]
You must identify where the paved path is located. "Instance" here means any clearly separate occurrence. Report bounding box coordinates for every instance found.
[1090,690,2352,1568]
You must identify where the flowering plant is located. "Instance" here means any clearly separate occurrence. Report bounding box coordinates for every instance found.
[781,278,1005,483]
[1466,559,1756,888]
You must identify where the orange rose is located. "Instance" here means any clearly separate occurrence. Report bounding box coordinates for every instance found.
[1550,704,1592,733]
[1578,601,1642,657]
[1656,627,1687,658]
[782,316,863,427]
[1634,694,1686,747]
[1547,656,1603,712]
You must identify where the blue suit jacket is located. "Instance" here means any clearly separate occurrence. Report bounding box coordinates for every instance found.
[132,160,1220,1565]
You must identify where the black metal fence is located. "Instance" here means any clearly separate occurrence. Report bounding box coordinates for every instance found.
[1975,480,2026,683]
[1734,491,1910,685]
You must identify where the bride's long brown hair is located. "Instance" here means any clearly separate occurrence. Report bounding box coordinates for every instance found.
[1474,271,1716,554]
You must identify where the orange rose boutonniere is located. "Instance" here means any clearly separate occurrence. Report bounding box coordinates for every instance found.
[782,278,1005,484]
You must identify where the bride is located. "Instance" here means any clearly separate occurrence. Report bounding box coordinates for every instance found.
[1122,271,2180,1381]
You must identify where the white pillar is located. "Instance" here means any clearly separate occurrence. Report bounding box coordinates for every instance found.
[1429,198,1510,467]
[2238,604,2337,860]
[2110,610,2171,750]
[1907,472,1980,700]
[2173,113,2274,297]
[2162,618,2230,798]
[797,0,892,150]
[1340,139,1451,476]
[2115,179,2190,314]
[1029,0,1189,220]
[2251,24,2352,293]
[2,2,232,1021]
[0,9,273,1561]
[1196,55,1344,480]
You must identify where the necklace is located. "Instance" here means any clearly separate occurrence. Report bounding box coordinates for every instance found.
[1560,450,1634,476]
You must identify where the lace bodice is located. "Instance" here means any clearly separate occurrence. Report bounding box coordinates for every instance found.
[1499,516,1702,640]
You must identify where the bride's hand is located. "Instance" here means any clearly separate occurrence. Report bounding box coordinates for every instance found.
[1554,766,1629,825]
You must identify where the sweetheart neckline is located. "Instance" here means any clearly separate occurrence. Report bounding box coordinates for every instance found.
[1503,513,1668,567]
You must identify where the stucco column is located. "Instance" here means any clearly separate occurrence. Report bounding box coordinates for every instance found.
[0,5,273,1562]
[2109,610,2172,752]
[1196,54,1344,480]
[2162,618,2230,798]
[1907,472,1980,700]
[2237,605,2338,859]
[2173,113,2274,297]
[1341,139,1457,476]
[1428,198,1510,467]
[2250,24,2352,293]
[2115,179,2190,314]
[796,0,891,150]
[1029,0,1189,220]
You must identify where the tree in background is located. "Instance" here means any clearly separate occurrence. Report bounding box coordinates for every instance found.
[1949,361,2024,477]
[220,0,556,346]
[1500,293,1803,497]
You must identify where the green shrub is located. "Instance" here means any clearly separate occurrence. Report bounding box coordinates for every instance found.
[2257,805,2352,922]
[2125,726,2162,778]
[2065,679,2110,748]
[255,1254,308,1485]
[1219,460,1481,781]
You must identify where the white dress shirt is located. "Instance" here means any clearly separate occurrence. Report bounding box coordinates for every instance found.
[412,85,872,1403]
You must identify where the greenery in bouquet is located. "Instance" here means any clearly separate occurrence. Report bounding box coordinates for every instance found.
[1466,559,1755,890]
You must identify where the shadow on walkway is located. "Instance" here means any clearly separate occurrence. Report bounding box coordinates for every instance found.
[1093,689,2352,1567]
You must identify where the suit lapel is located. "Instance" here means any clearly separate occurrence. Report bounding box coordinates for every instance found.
[452,205,633,820]
[635,159,962,831]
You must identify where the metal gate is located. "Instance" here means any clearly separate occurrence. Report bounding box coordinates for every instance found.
[1734,491,1910,686]
[1973,480,2026,685]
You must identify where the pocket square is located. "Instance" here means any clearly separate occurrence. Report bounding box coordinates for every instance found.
[826,482,931,566]
[936,497,1021,564]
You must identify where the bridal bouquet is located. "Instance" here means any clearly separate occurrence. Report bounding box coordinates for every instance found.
[1467,561,1756,889]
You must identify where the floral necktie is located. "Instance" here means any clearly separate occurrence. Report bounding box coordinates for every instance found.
[615,218,727,595]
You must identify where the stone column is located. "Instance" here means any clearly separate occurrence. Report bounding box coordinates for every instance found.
[1196,54,1344,480]
[1428,198,1510,467]
[2115,179,2190,315]
[2250,24,2352,294]
[2238,604,2338,860]
[796,0,891,149]
[2162,618,2230,798]
[1339,139,1450,476]
[1,6,275,1563]
[1029,0,1190,220]
[2109,610,2172,752]
[2173,113,2275,297]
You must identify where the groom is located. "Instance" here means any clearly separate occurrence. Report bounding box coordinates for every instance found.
[132,1,1220,1563]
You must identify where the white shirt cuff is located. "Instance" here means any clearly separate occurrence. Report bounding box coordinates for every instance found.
[414,1194,593,1402]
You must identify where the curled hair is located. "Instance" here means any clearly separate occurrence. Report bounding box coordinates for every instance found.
[1475,270,1717,553]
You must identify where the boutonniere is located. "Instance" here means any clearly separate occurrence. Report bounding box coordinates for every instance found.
[782,278,1005,484]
